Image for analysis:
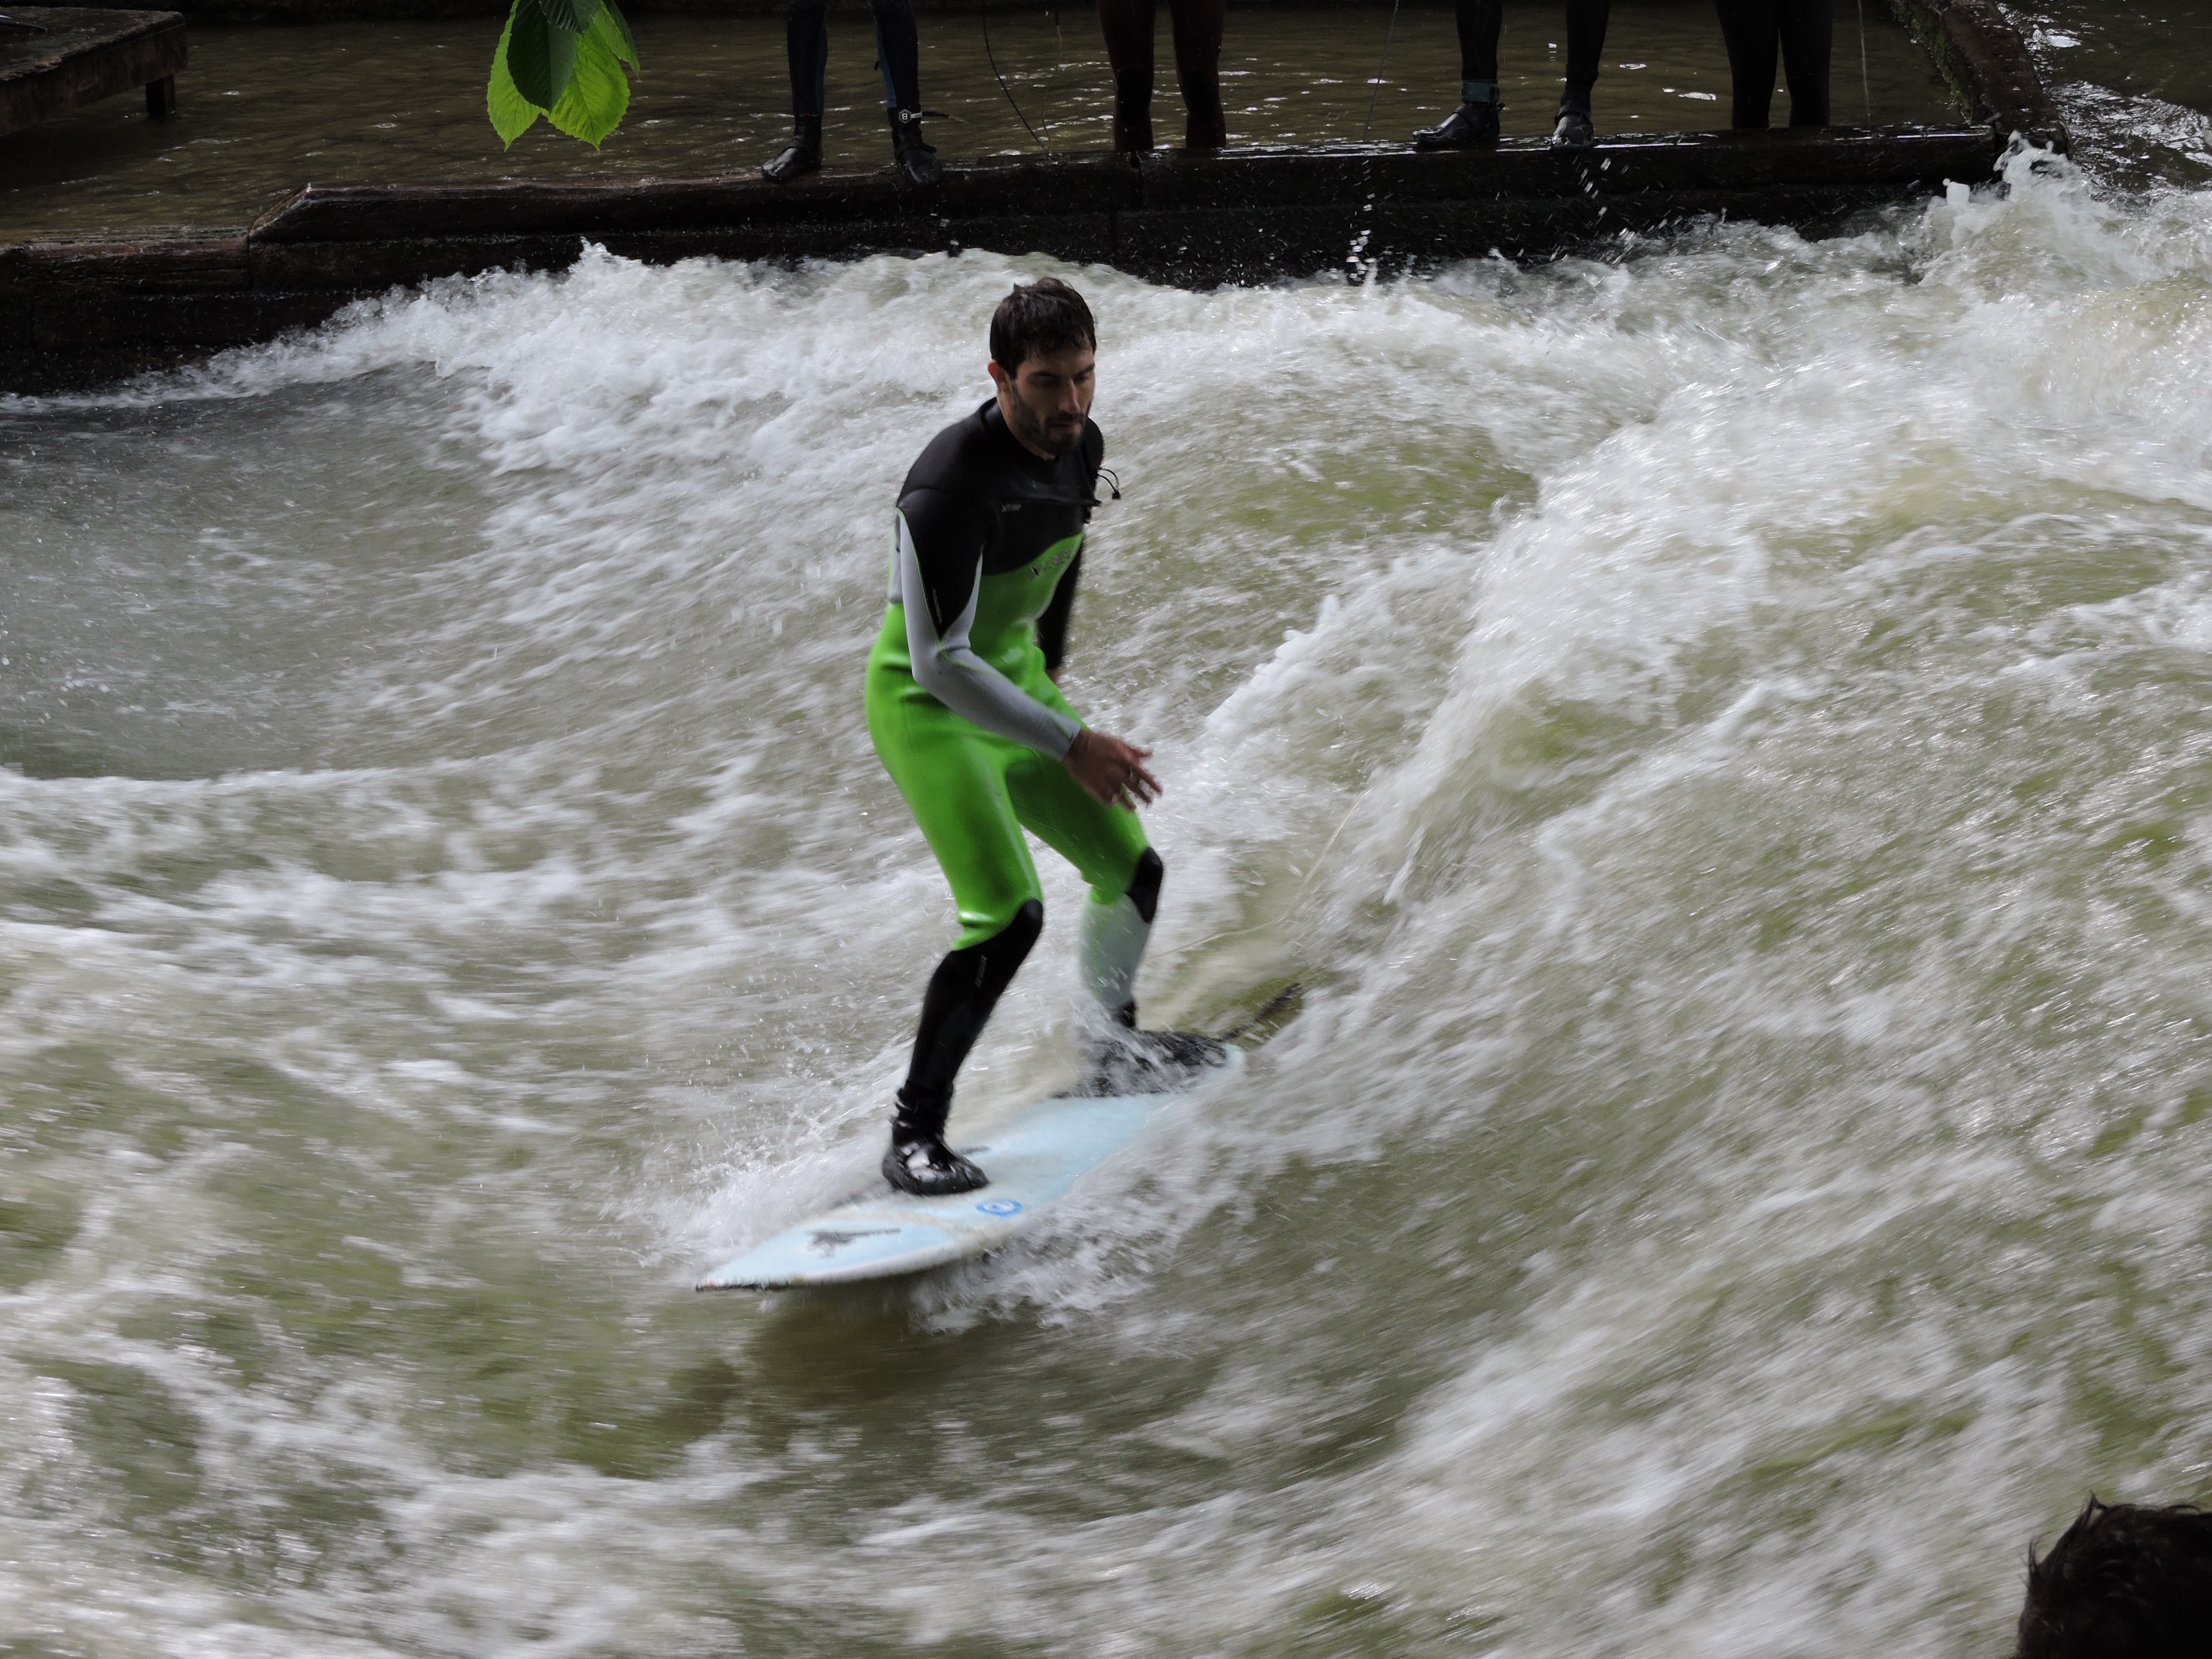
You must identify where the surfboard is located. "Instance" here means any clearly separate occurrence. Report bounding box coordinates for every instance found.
[696,986,1298,1291]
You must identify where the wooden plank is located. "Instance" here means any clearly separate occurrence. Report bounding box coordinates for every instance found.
[0,6,185,138]
[247,152,1143,244]
[245,126,1994,254]
[1132,127,1995,212]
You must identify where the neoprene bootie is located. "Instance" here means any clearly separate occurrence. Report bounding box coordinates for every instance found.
[762,114,822,183]
[883,1091,988,1195]
[1551,91,1595,148]
[883,1127,988,1195]
[888,108,942,187]
[1414,97,1502,150]
[1077,1003,1232,1097]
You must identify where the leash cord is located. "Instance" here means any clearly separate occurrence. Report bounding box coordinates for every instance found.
[1858,0,1872,121]
[982,3,1048,154]
[1360,0,1404,142]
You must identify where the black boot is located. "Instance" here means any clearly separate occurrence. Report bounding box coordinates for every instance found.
[884,902,1042,1193]
[1551,90,1595,148]
[762,114,821,183]
[882,1089,987,1196]
[1413,99,1502,150]
[888,108,941,187]
[1076,1002,1232,1098]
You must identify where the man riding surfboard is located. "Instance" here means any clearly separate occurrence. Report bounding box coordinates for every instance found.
[865,277,1225,1196]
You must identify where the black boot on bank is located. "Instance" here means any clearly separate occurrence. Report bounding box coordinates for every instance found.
[761,114,822,182]
[1414,96,1502,149]
[1551,88,1596,147]
[889,108,942,186]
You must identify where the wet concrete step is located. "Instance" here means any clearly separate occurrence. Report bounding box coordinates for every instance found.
[0,5,184,137]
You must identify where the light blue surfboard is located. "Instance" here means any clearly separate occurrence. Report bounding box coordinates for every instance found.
[697,1050,1246,1290]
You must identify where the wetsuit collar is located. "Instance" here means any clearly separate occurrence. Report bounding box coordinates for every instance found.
[980,399,1064,477]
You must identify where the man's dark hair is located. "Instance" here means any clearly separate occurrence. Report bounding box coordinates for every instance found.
[2016,1496,2212,1659]
[989,277,1095,376]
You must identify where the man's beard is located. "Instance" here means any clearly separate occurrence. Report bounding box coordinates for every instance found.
[1008,396,1084,457]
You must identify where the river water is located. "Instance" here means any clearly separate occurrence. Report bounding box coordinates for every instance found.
[5,5,2212,1657]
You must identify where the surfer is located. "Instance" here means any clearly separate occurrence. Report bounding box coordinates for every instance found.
[760,0,940,186]
[1415,0,1613,149]
[866,277,1224,1196]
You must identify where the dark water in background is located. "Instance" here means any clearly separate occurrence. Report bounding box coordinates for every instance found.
[0,0,1957,236]
[5,4,2212,1658]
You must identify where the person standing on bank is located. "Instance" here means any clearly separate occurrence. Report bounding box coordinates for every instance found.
[865,278,1226,1196]
[761,0,940,186]
[1715,0,1832,129]
[1096,0,1228,151]
[1415,0,1613,149]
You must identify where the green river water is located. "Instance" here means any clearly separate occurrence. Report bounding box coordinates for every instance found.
[4,3,2212,1656]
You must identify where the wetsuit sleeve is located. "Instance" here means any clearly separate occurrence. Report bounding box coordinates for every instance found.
[896,489,1082,759]
[1035,553,1081,675]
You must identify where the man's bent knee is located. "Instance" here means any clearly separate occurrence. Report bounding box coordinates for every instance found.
[991,898,1046,962]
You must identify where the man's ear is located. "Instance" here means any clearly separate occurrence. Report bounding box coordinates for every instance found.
[986,360,1011,392]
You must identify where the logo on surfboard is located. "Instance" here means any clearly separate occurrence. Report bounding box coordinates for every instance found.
[975,1199,1023,1216]
[805,1227,899,1255]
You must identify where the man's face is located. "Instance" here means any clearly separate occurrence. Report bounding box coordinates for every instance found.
[989,343,1096,458]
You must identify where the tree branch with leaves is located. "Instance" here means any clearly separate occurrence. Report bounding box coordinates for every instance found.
[488,0,639,149]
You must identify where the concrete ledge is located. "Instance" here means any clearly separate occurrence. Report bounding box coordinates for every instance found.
[0,6,186,137]
[1890,0,2068,152]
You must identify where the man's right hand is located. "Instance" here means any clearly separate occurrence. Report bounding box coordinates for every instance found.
[1064,728,1160,809]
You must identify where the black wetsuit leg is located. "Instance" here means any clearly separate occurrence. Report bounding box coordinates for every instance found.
[1776,0,1831,126]
[893,901,1045,1138]
[1716,0,1830,128]
[788,0,920,116]
[1097,0,1158,151]
[787,0,831,115]
[1455,0,1503,87]
[1168,0,1227,148]
[1458,0,1607,108]
[1716,0,1778,128]
[1562,0,1611,107]
[869,0,922,111]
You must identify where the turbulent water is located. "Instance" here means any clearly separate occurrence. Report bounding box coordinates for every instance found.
[7,13,2212,1657]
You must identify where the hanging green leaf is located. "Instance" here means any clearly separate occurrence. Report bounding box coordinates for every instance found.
[487,0,638,150]
[487,8,542,145]
[593,0,638,70]
[533,0,599,39]
[505,0,581,112]
[546,5,633,149]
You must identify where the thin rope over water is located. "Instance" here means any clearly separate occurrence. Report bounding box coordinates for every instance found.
[1858,0,1872,120]
[982,3,1047,153]
[1360,0,1404,141]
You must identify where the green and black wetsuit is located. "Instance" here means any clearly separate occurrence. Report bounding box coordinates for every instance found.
[867,400,1159,1144]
